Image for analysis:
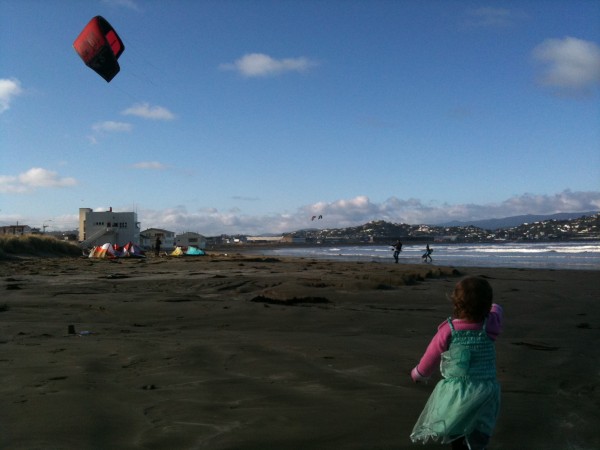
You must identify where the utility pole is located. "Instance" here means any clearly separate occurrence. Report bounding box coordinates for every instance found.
[42,220,52,234]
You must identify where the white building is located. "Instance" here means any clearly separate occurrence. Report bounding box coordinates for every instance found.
[78,207,140,247]
[175,232,206,249]
[140,228,176,250]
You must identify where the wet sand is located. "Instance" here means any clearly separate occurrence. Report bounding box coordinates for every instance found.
[1,254,598,449]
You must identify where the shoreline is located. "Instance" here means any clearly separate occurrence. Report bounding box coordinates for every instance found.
[206,238,600,252]
[1,256,598,449]
[205,241,600,271]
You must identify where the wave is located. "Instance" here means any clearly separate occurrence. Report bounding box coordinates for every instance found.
[265,241,600,270]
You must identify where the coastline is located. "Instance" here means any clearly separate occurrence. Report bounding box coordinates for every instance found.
[1,255,598,449]
[208,240,600,271]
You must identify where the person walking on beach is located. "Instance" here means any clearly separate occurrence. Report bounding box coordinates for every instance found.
[392,240,403,263]
[154,235,162,257]
[409,276,503,450]
[422,243,433,263]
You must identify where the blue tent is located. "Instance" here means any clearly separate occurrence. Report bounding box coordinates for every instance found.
[185,246,205,256]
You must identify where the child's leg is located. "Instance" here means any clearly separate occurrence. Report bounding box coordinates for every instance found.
[450,437,469,450]
[466,430,490,450]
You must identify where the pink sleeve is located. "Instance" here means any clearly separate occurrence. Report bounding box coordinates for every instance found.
[414,321,452,379]
[486,303,504,340]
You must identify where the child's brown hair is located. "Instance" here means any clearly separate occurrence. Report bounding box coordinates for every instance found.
[451,276,493,322]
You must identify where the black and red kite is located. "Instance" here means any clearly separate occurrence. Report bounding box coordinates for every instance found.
[73,16,125,82]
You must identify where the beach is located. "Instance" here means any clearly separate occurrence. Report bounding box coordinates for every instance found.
[1,254,598,449]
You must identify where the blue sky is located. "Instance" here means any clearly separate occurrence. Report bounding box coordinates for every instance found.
[1,0,599,235]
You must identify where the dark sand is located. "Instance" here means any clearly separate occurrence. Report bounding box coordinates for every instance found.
[1,254,598,449]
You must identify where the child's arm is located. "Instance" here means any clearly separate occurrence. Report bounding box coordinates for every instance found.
[410,322,452,382]
[486,303,504,339]
[411,366,429,383]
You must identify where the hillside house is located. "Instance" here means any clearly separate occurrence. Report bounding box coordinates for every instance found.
[0,225,32,236]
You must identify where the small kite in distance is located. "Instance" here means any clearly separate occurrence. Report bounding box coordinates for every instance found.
[73,16,125,82]
[311,215,323,221]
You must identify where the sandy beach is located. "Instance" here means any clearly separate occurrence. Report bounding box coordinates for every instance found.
[1,253,598,449]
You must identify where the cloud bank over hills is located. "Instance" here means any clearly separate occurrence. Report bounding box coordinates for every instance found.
[2,188,598,236]
[130,190,600,236]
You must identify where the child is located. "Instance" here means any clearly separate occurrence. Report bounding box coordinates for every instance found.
[410,276,503,450]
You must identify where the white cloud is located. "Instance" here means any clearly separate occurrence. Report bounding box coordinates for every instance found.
[101,0,140,10]
[232,196,260,202]
[122,103,175,120]
[533,37,600,96]
[0,78,23,113]
[313,191,600,227]
[8,190,598,234]
[92,121,133,133]
[0,168,77,194]
[220,53,317,77]
[89,120,133,143]
[132,161,167,170]
[131,190,600,236]
[464,7,527,28]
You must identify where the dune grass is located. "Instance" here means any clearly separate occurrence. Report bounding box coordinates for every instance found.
[0,235,81,259]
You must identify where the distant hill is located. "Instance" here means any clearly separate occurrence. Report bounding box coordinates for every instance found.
[438,211,599,230]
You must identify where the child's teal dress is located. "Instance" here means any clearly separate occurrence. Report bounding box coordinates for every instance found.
[410,318,501,445]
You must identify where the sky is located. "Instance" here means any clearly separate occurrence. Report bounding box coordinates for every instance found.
[1,0,599,236]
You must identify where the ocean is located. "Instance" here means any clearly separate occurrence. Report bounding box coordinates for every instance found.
[259,241,600,270]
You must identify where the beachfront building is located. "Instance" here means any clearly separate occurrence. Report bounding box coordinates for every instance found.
[78,207,140,248]
[246,236,284,244]
[0,225,32,236]
[140,228,176,250]
[175,232,207,249]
